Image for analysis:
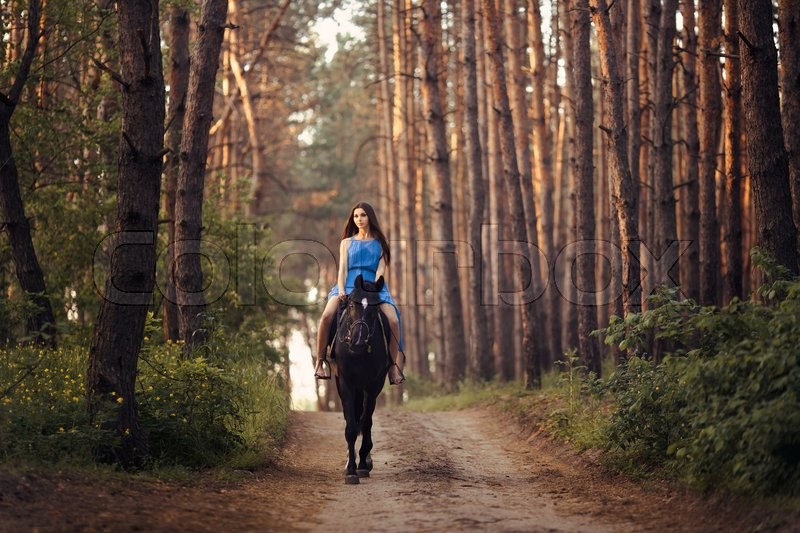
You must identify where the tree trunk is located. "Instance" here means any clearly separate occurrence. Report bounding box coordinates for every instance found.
[559,0,579,354]
[484,0,543,388]
[652,0,679,292]
[87,0,166,463]
[528,0,560,364]
[680,0,701,302]
[462,0,491,380]
[738,0,798,274]
[567,0,600,374]
[778,0,800,256]
[175,0,229,349]
[723,0,743,302]
[377,0,397,268]
[591,0,641,320]
[163,4,189,342]
[0,0,55,346]
[420,0,467,387]
[698,0,722,303]
[626,0,642,309]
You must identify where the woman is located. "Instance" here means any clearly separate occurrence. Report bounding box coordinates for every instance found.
[314,202,405,385]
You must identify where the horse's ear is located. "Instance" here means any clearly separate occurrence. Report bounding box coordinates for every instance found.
[375,276,385,291]
[354,274,363,289]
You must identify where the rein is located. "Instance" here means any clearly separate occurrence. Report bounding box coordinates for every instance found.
[337,296,384,354]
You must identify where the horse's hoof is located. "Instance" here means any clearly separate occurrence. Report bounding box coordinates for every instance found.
[345,475,360,485]
[356,469,370,478]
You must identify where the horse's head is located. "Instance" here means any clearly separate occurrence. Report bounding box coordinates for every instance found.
[338,275,384,353]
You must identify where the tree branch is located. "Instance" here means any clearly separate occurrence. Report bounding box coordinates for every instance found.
[92,58,129,89]
[736,30,757,53]
[8,0,43,106]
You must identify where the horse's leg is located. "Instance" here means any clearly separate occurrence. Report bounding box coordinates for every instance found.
[339,380,360,485]
[357,392,378,476]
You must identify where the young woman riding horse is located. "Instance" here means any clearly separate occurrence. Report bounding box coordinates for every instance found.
[314,202,405,385]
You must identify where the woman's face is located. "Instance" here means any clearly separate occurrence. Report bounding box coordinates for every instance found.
[353,208,369,231]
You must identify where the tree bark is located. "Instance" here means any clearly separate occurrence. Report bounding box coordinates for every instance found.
[462,0,491,381]
[0,0,56,346]
[87,0,166,463]
[626,0,642,310]
[652,0,679,292]
[420,0,468,387]
[175,0,229,349]
[484,0,544,388]
[738,0,798,274]
[568,0,600,374]
[528,0,560,364]
[679,0,701,302]
[591,0,641,320]
[163,4,189,342]
[698,0,722,303]
[723,0,743,302]
[778,0,800,257]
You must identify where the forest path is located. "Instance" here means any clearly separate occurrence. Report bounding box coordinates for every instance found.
[0,409,794,532]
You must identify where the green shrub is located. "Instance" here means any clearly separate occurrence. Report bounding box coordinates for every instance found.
[0,321,289,469]
[601,260,800,495]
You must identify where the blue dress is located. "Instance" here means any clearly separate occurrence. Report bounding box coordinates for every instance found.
[327,238,404,352]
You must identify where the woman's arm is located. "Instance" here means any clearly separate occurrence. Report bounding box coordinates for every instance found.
[376,256,387,279]
[337,239,349,296]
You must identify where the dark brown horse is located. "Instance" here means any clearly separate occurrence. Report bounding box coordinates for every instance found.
[331,275,391,485]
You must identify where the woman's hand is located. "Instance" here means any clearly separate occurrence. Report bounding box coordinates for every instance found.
[337,292,346,302]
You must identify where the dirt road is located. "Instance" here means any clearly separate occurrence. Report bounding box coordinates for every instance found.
[0,409,796,532]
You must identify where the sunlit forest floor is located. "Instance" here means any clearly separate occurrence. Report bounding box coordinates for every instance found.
[1,407,797,532]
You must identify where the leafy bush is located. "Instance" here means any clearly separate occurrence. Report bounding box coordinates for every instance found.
[0,320,289,469]
[602,261,800,495]
[0,345,110,461]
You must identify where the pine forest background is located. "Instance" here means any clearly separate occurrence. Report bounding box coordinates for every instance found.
[0,0,799,469]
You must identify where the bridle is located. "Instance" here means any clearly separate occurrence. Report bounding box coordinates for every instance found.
[337,296,379,352]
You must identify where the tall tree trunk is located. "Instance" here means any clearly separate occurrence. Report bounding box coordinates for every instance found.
[528,0,559,363]
[420,0,467,387]
[698,0,722,303]
[778,0,800,256]
[0,0,55,346]
[723,0,743,302]
[568,0,600,374]
[738,0,799,274]
[476,3,496,377]
[680,0,700,302]
[591,0,641,320]
[462,0,491,380]
[652,0,679,291]
[559,0,579,353]
[87,0,166,463]
[377,0,397,267]
[484,3,511,380]
[175,0,229,349]
[484,0,543,388]
[163,4,189,342]
[626,0,642,309]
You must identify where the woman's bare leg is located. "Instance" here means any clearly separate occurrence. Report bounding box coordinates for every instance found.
[380,303,404,384]
[314,298,340,378]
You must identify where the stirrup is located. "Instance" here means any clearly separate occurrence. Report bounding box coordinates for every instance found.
[388,363,405,386]
[314,357,331,380]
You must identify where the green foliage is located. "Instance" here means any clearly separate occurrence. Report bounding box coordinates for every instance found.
[0,326,290,469]
[546,352,609,450]
[0,345,116,462]
[601,271,800,495]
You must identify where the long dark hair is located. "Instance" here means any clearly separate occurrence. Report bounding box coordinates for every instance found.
[340,201,391,265]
